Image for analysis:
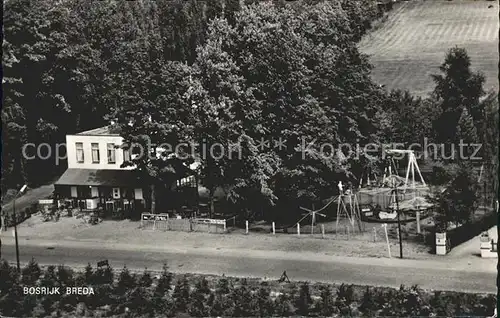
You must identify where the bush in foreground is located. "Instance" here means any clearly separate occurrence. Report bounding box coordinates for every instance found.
[0,259,495,317]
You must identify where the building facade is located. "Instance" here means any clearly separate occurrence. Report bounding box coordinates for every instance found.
[55,126,146,214]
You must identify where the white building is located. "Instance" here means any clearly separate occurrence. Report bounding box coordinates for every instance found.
[55,126,146,213]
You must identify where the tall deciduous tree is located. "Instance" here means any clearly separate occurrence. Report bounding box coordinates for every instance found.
[191,2,383,218]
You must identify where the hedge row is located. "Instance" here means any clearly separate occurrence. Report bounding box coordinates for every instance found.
[0,259,496,317]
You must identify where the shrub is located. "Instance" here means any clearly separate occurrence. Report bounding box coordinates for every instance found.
[138,268,153,288]
[231,279,255,317]
[317,285,337,316]
[251,282,274,317]
[21,258,41,285]
[274,290,296,316]
[0,259,18,293]
[194,276,211,295]
[208,293,234,317]
[296,282,312,316]
[127,286,151,316]
[172,276,190,312]
[430,291,455,316]
[359,286,378,316]
[56,265,74,287]
[155,264,173,296]
[335,283,355,315]
[188,286,209,317]
[216,276,231,295]
[116,266,136,293]
[83,263,93,285]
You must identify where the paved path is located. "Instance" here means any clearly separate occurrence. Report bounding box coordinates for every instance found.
[448,226,498,258]
[1,237,496,294]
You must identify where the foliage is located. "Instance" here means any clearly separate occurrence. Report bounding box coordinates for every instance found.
[172,276,191,312]
[431,47,485,145]
[155,263,173,296]
[189,2,384,218]
[21,258,42,285]
[381,89,441,145]
[433,162,480,228]
[0,260,496,317]
[317,285,337,316]
[296,282,313,316]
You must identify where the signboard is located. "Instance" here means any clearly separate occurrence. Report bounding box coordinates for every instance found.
[38,199,54,205]
[141,213,169,221]
[192,218,225,225]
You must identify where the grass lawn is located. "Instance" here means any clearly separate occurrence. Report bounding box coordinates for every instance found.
[359,0,499,96]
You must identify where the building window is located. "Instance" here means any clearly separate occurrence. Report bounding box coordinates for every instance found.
[107,143,116,163]
[76,142,84,163]
[91,143,100,163]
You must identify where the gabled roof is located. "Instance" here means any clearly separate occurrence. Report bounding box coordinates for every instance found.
[76,125,121,136]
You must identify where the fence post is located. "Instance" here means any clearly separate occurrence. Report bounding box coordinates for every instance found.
[383,223,391,258]
[416,211,421,234]
[224,220,227,233]
[245,220,249,234]
[321,224,325,239]
[347,225,350,240]
[272,222,275,235]
[153,219,156,231]
[297,223,300,236]
[373,227,377,242]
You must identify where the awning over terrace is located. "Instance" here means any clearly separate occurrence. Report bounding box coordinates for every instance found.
[55,169,143,187]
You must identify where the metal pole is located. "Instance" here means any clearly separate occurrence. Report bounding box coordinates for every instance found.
[14,198,20,271]
[395,187,403,259]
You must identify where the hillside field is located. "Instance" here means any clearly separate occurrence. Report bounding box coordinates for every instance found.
[359,0,499,96]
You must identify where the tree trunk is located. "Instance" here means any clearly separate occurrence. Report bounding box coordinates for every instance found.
[150,184,156,214]
[209,187,215,219]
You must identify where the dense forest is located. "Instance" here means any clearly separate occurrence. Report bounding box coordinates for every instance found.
[2,0,498,220]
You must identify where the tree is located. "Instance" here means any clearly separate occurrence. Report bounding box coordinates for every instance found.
[251,282,274,317]
[21,258,42,285]
[116,266,136,294]
[318,285,337,316]
[381,89,441,146]
[192,2,383,218]
[155,264,173,296]
[456,107,479,159]
[172,276,191,312]
[296,282,312,316]
[231,279,255,316]
[112,59,196,213]
[433,162,480,227]
[138,268,153,288]
[3,0,113,187]
[432,47,485,145]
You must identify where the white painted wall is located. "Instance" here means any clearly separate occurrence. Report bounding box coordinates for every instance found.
[66,135,135,170]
